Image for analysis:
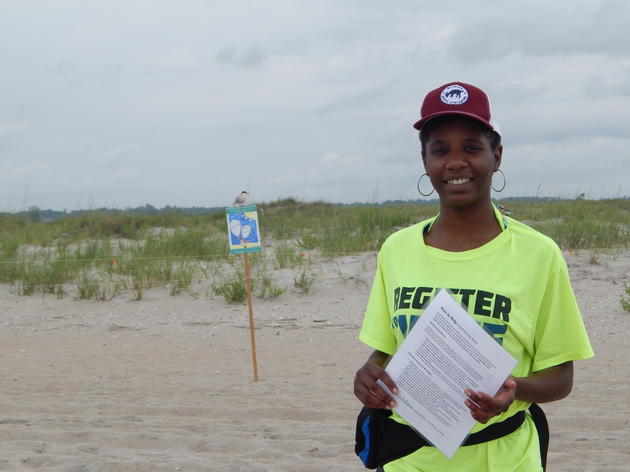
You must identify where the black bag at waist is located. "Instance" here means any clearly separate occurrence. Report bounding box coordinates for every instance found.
[355,404,548,470]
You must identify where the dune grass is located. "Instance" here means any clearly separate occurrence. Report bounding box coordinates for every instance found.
[621,284,630,312]
[0,198,628,299]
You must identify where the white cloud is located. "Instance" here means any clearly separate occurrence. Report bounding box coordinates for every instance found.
[0,0,628,211]
[447,0,630,61]
[503,136,630,198]
[216,46,268,68]
[0,122,30,138]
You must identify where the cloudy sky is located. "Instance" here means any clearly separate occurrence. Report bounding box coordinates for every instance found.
[1,0,629,211]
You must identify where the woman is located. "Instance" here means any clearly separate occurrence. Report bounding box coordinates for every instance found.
[354,82,593,471]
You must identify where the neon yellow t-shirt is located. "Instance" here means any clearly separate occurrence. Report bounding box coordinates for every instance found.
[359,207,594,472]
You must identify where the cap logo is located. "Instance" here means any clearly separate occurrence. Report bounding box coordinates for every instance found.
[440,85,468,105]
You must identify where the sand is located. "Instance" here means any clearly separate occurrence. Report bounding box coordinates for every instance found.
[0,250,629,471]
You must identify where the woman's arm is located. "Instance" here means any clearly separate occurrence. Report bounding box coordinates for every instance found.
[465,361,574,424]
[354,350,399,410]
[513,361,574,402]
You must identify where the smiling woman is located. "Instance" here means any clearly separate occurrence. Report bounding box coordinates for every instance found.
[416,83,503,236]
[353,82,594,472]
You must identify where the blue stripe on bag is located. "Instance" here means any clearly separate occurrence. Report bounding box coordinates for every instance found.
[358,415,372,465]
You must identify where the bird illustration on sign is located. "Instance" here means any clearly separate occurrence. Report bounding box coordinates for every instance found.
[228,212,259,246]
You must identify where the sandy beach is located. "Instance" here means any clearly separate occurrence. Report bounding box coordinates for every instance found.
[1,249,629,471]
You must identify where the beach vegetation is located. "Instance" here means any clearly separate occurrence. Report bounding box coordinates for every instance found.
[274,241,303,269]
[0,198,628,300]
[258,274,286,299]
[168,262,197,296]
[621,284,630,312]
[130,275,144,301]
[294,266,315,294]
[213,272,248,303]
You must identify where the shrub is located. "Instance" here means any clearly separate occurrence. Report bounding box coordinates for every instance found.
[258,274,286,299]
[213,272,249,303]
[75,271,100,300]
[294,267,315,294]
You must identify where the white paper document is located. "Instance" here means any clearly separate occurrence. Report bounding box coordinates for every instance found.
[377,289,517,458]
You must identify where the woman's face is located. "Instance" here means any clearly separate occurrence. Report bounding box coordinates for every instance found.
[422,117,502,208]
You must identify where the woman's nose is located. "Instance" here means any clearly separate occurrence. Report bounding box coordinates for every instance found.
[445,151,467,169]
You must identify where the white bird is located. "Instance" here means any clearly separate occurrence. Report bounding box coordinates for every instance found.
[233,190,249,206]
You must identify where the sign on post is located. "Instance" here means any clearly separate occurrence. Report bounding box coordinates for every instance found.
[226,205,262,254]
[225,204,262,381]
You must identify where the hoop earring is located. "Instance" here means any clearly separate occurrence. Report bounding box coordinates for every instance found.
[492,169,506,193]
[417,173,434,197]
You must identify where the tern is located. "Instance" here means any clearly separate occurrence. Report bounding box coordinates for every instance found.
[233,191,249,206]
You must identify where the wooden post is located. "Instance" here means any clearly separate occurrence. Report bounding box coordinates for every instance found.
[243,252,259,382]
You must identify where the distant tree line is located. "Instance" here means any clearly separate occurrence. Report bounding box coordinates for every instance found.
[4,196,628,222]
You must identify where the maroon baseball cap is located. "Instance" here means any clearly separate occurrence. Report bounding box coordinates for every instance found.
[412,81,502,136]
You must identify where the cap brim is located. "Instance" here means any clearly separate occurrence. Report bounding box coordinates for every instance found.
[413,111,501,136]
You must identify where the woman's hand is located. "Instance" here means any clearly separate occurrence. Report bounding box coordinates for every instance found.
[354,351,399,410]
[464,362,574,424]
[464,377,516,424]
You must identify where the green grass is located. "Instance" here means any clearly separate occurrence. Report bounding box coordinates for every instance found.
[500,199,630,248]
[621,284,630,312]
[294,266,315,294]
[257,274,286,299]
[274,241,304,268]
[0,198,628,300]
[213,272,248,303]
[168,263,197,296]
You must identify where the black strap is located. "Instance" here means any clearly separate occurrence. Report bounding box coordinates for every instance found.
[528,403,549,471]
[464,410,525,445]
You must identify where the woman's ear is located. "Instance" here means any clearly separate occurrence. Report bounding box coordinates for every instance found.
[493,145,503,170]
[421,150,427,169]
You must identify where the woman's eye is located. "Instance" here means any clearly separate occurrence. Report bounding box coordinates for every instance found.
[465,146,481,152]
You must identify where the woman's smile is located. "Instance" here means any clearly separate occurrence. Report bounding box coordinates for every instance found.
[446,177,472,185]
